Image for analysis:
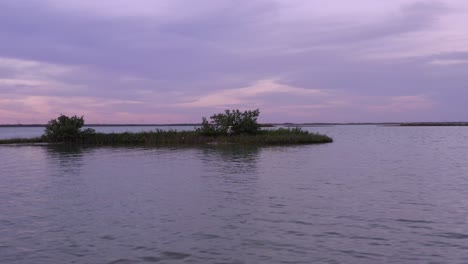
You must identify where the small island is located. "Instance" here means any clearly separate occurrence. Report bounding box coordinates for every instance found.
[0,109,333,146]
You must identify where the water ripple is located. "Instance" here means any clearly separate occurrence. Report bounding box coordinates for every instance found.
[1,126,468,263]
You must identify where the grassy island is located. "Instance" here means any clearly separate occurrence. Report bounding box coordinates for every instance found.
[0,128,332,146]
[0,110,333,146]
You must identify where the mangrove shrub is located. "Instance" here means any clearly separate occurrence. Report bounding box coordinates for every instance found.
[197,109,260,135]
[44,114,94,142]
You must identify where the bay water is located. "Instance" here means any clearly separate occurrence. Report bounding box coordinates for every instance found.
[1,126,468,263]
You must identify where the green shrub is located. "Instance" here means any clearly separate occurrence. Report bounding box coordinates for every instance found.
[197,109,260,135]
[44,114,94,142]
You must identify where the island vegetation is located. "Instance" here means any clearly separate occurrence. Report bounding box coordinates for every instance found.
[0,109,333,146]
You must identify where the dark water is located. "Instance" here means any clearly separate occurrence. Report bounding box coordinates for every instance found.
[1,126,468,264]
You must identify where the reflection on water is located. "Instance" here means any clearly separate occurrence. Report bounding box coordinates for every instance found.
[45,144,86,176]
[1,126,468,264]
[200,145,260,176]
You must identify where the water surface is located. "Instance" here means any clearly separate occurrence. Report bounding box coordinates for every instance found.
[1,126,468,263]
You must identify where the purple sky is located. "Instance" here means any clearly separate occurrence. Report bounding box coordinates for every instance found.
[1,0,467,124]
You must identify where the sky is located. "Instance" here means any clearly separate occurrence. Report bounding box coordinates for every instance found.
[1,0,467,124]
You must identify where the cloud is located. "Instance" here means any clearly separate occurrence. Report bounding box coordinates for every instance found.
[364,95,434,112]
[0,0,467,123]
[178,79,325,108]
[174,79,436,123]
[0,57,86,96]
[429,59,468,66]
[426,52,468,66]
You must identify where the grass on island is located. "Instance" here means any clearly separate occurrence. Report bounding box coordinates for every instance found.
[0,128,333,146]
[0,137,45,145]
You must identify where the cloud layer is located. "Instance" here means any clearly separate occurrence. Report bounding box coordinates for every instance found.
[1,0,467,123]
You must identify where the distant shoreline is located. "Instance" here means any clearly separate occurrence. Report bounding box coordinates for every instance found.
[1,122,468,127]
[400,122,468,126]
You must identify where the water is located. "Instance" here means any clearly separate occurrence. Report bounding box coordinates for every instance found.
[1,126,468,263]
[0,126,195,140]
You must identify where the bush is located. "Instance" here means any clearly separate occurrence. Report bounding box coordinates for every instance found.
[197,109,260,135]
[44,114,94,142]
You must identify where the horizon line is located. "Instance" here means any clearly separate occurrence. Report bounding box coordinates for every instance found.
[2,122,468,127]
